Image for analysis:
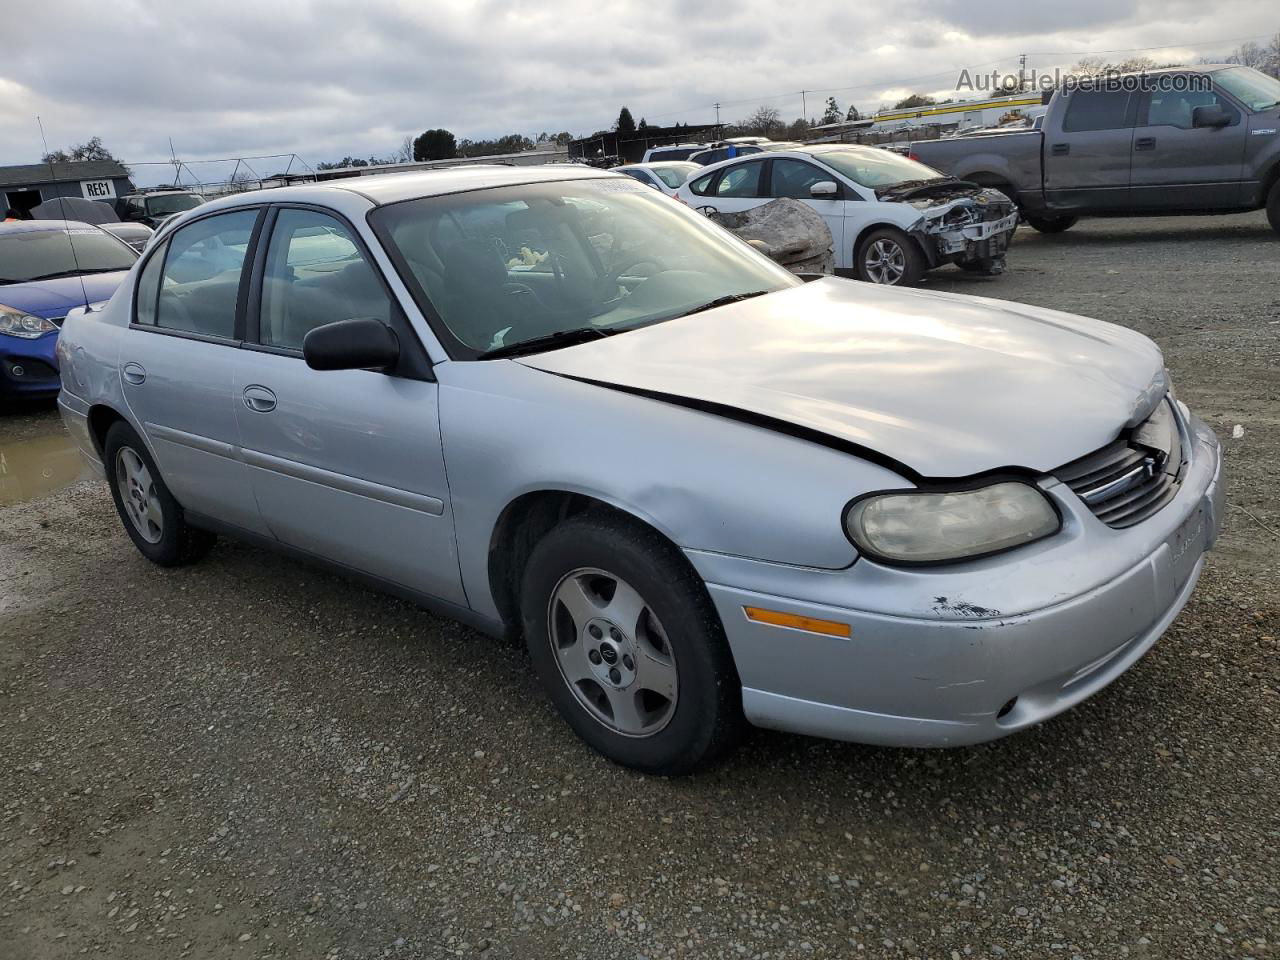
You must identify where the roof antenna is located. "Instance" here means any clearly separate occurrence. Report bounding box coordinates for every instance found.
[37,116,93,315]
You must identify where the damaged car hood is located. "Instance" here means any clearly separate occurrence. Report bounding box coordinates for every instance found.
[516,278,1166,479]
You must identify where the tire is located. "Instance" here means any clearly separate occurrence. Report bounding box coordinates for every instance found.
[104,421,215,567]
[1266,179,1280,235]
[520,511,743,775]
[854,227,926,286]
[1024,214,1078,234]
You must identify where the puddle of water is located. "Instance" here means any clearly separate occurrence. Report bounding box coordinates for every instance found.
[0,432,96,505]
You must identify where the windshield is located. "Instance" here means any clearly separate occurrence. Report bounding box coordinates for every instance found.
[650,162,699,188]
[1214,66,1280,111]
[809,148,945,188]
[371,178,798,357]
[147,194,203,216]
[0,227,136,283]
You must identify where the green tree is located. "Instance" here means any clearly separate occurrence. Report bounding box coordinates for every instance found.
[845,104,861,121]
[893,93,937,110]
[616,107,637,136]
[819,96,842,124]
[413,129,457,161]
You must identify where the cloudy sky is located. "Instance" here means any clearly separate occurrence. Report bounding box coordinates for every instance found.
[1,0,1275,183]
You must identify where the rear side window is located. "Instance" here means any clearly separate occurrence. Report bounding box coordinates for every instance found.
[649,148,695,161]
[133,240,168,326]
[259,209,392,350]
[715,161,765,198]
[153,209,258,339]
[1062,91,1133,132]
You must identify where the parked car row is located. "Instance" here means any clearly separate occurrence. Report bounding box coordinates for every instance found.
[51,164,1223,774]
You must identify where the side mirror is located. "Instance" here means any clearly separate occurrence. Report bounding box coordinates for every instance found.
[302,317,399,372]
[809,180,839,198]
[1192,104,1231,128]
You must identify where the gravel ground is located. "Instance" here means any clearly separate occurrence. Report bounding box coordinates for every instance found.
[2,211,1277,960]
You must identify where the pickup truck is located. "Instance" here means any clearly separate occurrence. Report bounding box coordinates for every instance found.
[909,64,1280,235]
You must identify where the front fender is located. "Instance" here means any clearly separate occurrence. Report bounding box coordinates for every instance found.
[436,361,907,621]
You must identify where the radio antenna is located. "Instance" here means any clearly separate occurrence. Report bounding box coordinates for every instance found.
[37,119,93,314]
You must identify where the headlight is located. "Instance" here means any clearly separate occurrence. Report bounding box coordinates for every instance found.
[0,304,59,339]
[845,481,1060,564]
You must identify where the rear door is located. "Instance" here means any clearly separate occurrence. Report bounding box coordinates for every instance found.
[690,159,768,218]
[231,205,465,605]
[120,207,268,534]
[1129,82,1249,209]
[765,157,846,263]
[1043,88,1138,211]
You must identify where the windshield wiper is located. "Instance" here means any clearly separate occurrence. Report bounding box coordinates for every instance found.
[25,267,128,281]
[671,290,772,319]
[877,177,954,197]
[476,326,615,360]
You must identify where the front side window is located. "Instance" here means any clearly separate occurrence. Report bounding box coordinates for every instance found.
[259,209,391,349]
[0,226,135,285]
[769,158,837,199]
[153,209,258,338]
[1144,88,1238,128]
[715,161,764,198]
[1061,90,1133,132]
[371,178,797,356]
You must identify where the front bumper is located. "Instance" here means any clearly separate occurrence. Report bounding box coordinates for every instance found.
[1,331,61,398]
[692,415,1224,747]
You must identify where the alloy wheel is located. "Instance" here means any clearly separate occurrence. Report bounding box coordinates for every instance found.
[547,567,679,737]
[864,238,907,284]
[115,447,164,544]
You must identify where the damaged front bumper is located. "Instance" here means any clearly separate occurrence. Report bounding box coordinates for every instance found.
[906,189,1019,272]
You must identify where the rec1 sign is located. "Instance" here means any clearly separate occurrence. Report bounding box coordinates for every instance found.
[80,180,116,200]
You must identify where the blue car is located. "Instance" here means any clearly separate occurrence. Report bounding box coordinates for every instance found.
[1,220,137,400]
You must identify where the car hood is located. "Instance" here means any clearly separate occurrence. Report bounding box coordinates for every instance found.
[517,278,1166,478]
[0,272,130,320]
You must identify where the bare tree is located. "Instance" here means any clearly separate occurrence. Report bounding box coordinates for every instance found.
[739,105,783,137]
[397,135,414,163]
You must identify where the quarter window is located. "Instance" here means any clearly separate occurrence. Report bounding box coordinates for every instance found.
[1061,91,1133,132]
[259,209,392,350]
[715,161,764,198]
[154,210,258,339]
[133,240,167,326]
[688,172,715,196]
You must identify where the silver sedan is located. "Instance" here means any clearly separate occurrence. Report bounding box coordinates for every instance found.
[55,166,1223,774]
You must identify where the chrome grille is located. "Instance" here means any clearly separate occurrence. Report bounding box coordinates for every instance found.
[1055,401,1183,529]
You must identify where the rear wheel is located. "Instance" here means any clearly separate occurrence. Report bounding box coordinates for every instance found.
[104,421,215,566]
[855,227,925,286]
[1266,179,1280,235]
[1024,214,1078,234]
[520,511,743,775]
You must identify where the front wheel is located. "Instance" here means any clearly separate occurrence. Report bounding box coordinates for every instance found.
[1024,214,1078,234]
[520,512,743,775]
[104,421,215,566]
[1266,179,1280,235]
[854,227,925,286]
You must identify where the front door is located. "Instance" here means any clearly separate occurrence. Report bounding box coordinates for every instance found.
[232,206,465,606]
[765,157,847,267]
[120,207,268,534]
[1129,84,1249,209]
[1043,88,1138,211]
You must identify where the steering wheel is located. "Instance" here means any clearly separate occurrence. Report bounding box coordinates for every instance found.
[608,252,669,283]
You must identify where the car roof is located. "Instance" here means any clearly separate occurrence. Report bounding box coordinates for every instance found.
[186,164,625,217]
[0,219,101,235]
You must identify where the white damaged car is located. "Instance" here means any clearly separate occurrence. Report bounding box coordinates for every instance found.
[675,145,1018,285]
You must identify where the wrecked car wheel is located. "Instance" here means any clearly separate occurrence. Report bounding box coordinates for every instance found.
[855,228,924,286]
[1024,215,1078,234]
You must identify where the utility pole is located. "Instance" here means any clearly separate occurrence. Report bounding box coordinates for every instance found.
[714,102,721,126]
[1019,53,1027,91]
[801,90,808,122]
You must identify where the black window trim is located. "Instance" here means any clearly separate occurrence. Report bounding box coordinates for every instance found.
[128,205,267,346]
[243,201,434,382]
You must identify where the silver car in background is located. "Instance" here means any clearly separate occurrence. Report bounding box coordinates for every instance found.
[56,166,1223,774]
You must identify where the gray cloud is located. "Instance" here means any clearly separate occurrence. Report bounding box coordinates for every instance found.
[0,0,1273,182]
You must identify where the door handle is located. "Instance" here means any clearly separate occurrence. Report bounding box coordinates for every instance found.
[1050,143,1070,156]
[121,362,146,385]
[1135,137,1157,151]
[242,384,277,413]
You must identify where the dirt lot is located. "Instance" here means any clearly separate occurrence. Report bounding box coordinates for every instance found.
[2,212,1277,960]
